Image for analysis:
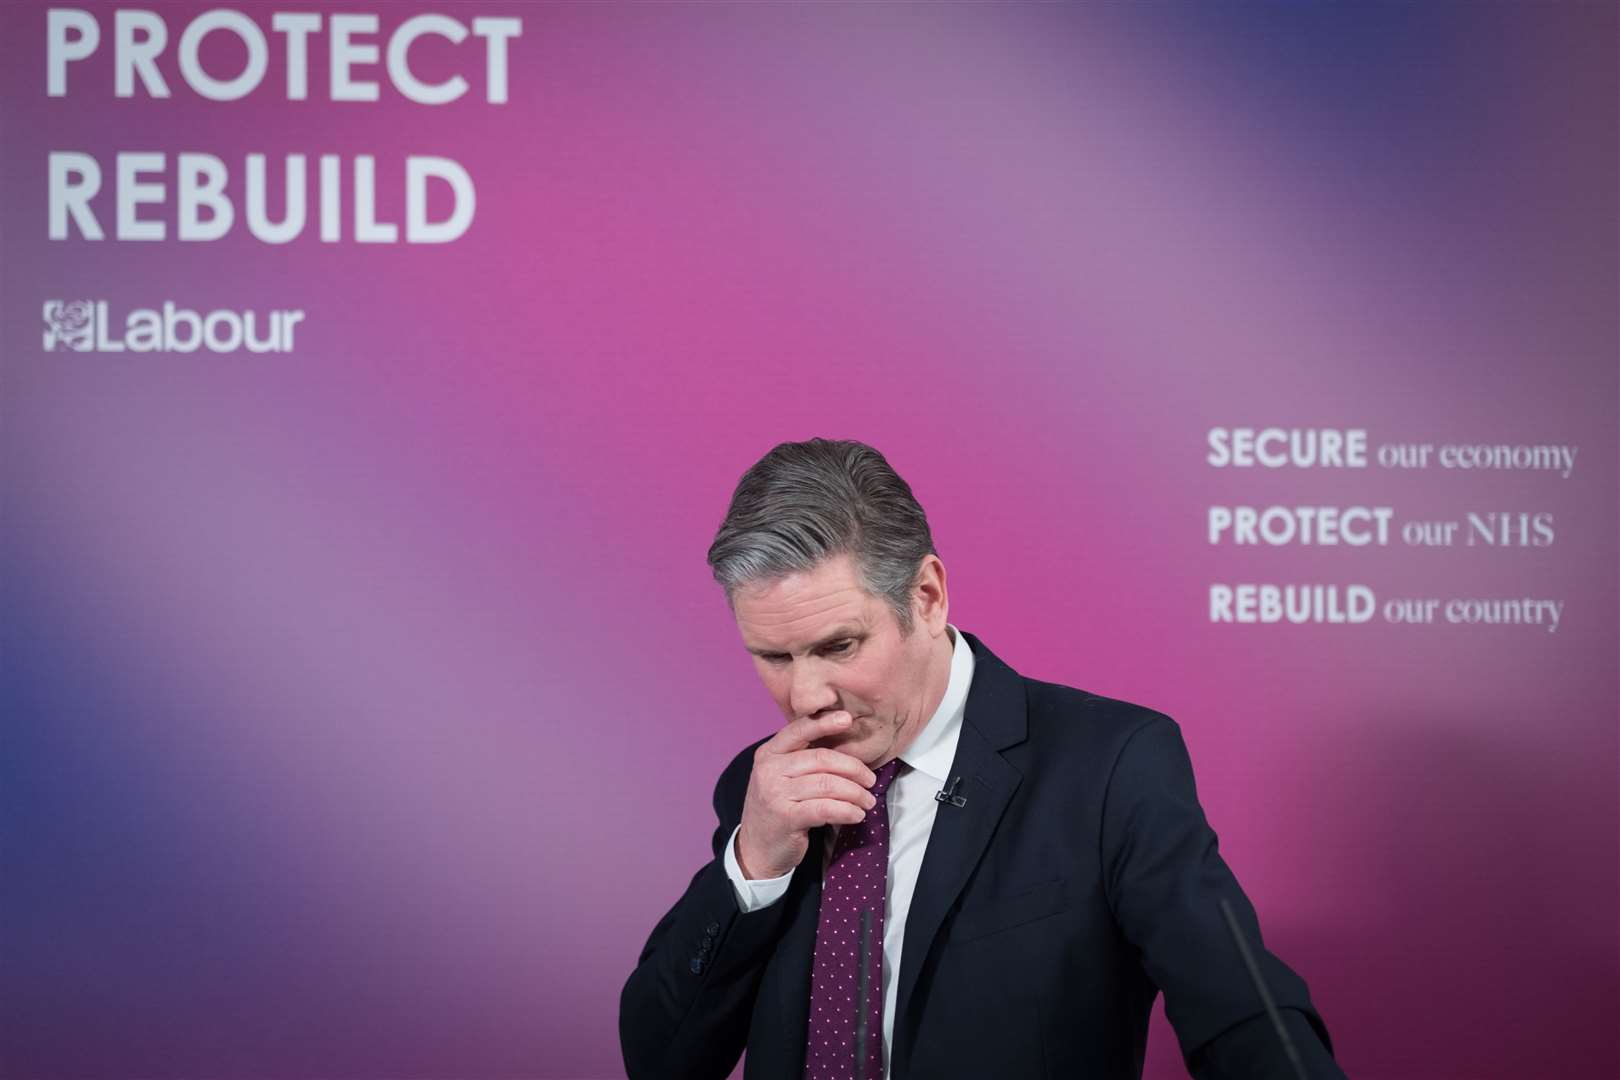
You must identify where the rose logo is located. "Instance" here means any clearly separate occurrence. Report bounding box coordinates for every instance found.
[43,300,94,351]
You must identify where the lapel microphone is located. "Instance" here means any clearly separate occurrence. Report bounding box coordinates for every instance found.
[934,775,967,808]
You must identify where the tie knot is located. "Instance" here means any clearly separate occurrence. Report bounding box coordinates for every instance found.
[870,758,903,799]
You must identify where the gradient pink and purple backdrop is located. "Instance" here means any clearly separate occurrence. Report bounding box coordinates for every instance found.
[2,3,1615,1078]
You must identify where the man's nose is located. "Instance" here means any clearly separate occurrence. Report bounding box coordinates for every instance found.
[789,658,838,719]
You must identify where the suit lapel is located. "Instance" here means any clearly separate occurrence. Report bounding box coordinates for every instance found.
[893,632,1027,1068]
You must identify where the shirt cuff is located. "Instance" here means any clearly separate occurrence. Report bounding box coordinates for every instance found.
[722,823,795,912]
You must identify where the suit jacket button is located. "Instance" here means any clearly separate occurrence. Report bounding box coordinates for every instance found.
[705,922,721,936]
[689,958,705,975]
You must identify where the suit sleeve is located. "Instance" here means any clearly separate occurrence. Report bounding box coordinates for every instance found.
[1099,716,1349,1080]
[619,740,796,1079]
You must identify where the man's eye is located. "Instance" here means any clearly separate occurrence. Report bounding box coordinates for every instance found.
[824,641,851,655]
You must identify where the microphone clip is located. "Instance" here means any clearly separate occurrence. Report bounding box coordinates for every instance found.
[935,775,968,808]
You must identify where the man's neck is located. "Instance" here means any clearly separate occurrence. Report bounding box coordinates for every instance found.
[887,626,956,765]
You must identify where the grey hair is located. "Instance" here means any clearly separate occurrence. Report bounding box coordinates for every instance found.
[706,439,937,634]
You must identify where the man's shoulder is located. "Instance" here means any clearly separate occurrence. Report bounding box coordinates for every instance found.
[722,734,770,779]
[710,733,769,812]
[719,735,767,786]
[1010,675,1199,805]
[1019,673,1178,752]
[966,631,1175,752]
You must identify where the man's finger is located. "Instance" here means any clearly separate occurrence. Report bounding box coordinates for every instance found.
[783,772,878,810]
[778,747,877,788]
[765,710,853,754]
[789,798,868,831]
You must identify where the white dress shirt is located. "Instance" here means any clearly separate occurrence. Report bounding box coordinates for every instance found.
[723,623,975,1078]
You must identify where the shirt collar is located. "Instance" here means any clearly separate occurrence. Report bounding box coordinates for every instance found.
[898,623,974,783]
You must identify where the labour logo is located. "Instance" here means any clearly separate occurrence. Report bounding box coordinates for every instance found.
[43,300,95,351]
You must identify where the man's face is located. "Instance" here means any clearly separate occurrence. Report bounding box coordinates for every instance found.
[732,552,947,768]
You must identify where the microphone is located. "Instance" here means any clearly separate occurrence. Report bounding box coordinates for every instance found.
[934,775,967,808]
[1218,897,1309,1080]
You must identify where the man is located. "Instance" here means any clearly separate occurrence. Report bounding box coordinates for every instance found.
[621,439,1347,1079]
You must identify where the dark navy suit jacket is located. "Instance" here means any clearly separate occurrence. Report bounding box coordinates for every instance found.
[621,631,1347,1079]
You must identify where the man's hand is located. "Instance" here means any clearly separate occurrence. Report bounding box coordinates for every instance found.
[734,711,879,880]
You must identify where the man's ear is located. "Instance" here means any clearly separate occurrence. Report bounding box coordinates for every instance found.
[913,555,949,634]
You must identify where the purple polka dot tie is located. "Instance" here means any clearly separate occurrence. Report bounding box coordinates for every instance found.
[804,758,902,1080]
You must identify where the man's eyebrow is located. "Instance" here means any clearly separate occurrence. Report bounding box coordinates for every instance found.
[745,627,864,657]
